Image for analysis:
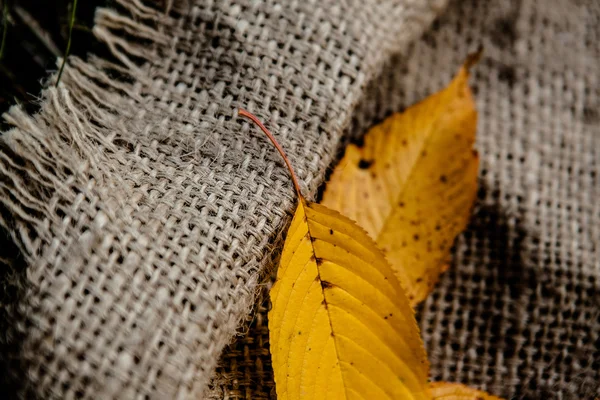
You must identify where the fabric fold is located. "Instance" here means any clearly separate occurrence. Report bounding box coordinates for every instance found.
[0,0,446,397]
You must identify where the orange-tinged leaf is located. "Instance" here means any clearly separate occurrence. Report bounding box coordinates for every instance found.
[269,199,430,399]
[429,382,504,400]
[321,53,480,306]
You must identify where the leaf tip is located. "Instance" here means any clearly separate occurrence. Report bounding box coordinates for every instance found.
[464,46,484,70]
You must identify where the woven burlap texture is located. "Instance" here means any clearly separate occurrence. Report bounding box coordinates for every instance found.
[0,0,448,398]
[209,0,600,399]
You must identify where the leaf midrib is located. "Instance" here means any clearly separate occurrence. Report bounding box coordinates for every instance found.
[302,201,348,400]
[304,201,417,400]
[375,119,439,244]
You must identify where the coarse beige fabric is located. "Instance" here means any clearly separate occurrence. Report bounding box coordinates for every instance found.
[209,1,600,399]
[0,0,447,398]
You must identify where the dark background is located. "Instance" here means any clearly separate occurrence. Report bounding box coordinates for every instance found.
[0,0,106,125]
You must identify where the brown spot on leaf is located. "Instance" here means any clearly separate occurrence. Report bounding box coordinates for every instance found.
[439,175,447,183]
[416,277,423,283]
[358,159,373,169]
[321,281,334,289]
[329,229,333,235]
[413,234,420,241]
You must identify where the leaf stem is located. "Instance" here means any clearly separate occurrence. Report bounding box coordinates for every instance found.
[238,108,303,199]
[55,0,78,87]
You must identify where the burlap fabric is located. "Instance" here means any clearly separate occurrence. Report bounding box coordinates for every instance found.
[0,0,448,398]
[209,1,600,399]
[1,0,598,399]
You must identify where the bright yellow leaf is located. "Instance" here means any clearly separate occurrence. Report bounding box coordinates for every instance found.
[239,109,431,400]
[269,199,430,400]
[321,53,480,306]
[429,382,504,400]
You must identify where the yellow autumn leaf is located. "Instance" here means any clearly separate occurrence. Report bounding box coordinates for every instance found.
[270,199,430,399]
[239,110,430,400]
[321,52,480,306]
[429,382,503,400]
